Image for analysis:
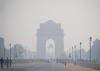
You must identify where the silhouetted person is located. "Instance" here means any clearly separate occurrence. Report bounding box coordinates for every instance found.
[64,62,67,68]
[0,57,4,69]
[5,57,9,68]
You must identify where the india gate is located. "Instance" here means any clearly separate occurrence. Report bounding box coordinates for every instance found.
[37,20,65,59]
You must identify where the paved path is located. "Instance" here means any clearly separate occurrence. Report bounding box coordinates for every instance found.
[0,63,69,71]
[66,63,100,71]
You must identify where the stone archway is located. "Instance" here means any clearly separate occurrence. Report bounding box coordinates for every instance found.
[37,20,65,59]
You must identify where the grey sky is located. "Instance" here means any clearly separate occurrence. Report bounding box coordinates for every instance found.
[0,0,100,52]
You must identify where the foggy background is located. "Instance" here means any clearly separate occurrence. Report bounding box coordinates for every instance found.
[0,0,100,56]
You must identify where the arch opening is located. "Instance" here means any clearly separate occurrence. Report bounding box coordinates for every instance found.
[46,39,55,59]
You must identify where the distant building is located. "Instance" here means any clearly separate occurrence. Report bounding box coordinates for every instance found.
[13,44,25,59]
[73,48,87,60]
[91,39,100,60]
[12,44,34,59]
[0,37,5,58]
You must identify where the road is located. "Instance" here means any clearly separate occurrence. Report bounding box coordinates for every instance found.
[0,63,69,71]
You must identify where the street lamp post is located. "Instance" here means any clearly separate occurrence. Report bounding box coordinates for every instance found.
[72,46,73,62]
[68,48,71,58]
[80,42,82,61]
[9,43,12,66]
[4,47,5,60]
[74,45,76,64]
[89,36,92,62]
[9,43,11,60]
